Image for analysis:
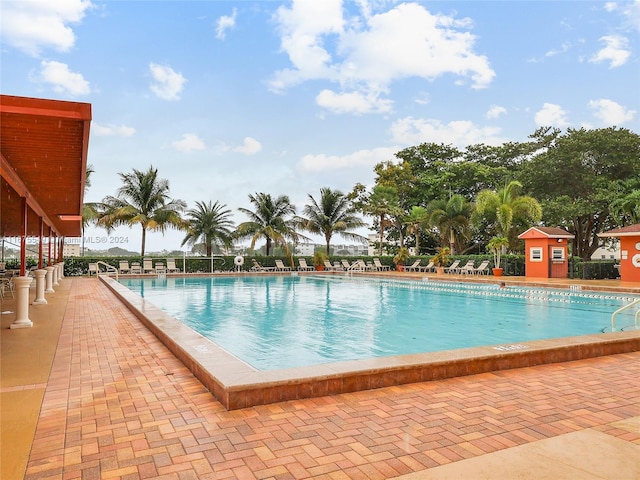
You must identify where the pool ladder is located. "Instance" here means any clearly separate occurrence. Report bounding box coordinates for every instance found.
[610,298,640,331]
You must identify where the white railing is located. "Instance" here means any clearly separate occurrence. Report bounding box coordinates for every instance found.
[610,298,640,331]
[96,261,118,280]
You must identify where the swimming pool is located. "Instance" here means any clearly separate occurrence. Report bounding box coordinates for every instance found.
[119,275,639,371]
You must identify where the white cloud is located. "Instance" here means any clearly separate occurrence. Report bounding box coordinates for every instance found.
[296,146,397,173]
[0,0,92,57]
[588,99,636,125]
[316,89,393,114]
[92,123,136,137]
[172,133,205,152]
[36,60,90,96]
[270,1,495,114]
[390,117,505,147]
[233,137,262,155]
[216,8,237,40]
[604,2,618,12]
[149,63,186,101]
[589,35,631,68]
[534,103,569,127]
[486,105,507,119]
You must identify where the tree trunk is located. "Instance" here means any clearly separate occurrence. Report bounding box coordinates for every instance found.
[141,227,146,256]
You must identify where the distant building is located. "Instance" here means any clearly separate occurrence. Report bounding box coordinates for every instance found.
[591,242,620,260]
[63,242,81,257]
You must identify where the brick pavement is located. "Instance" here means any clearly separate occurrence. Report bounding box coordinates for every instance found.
[24,279,640,479]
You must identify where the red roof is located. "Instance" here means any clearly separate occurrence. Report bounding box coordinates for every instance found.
[598,224,640,237]
[1,95,91,238]
[518,226,574,239]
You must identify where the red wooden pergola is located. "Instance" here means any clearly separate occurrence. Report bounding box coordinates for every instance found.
[1,94,92,274]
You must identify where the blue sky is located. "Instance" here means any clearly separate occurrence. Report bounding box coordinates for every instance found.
[2,0,639,253]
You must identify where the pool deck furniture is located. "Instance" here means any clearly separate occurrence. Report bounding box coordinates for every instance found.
[443,259,461,274]
[154,262,166,274]
[458,260,476,274]
[118,260,131,274]
[274,259,291,271]
[471,259,491,275]
[166,258,180,273]
[404,259,422,272]
[2,277,639,480]
[373,258,390,271]
[297,258,314,271]
[418,260,436,272]
[251,259,275,272]
[130,262,142,274]
[143,258,154,273]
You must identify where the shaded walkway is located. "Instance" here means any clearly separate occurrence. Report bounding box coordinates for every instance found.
[2,278,640,479]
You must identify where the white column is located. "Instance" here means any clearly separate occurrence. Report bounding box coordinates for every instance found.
[33,269,47,305]
[45,266,55,293]
[58,261,65,279]
[10,276,33,329]
[52,263,59,286]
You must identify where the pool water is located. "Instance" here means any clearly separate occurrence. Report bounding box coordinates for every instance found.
[119,275,639,371]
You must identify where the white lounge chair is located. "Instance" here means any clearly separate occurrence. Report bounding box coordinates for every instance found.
[88,263,99,276]
[373,258,390,271]
[458,260,476,274]
[251,259,275,272]
[419,261,435,273]
[130,262,142,274]
[324,260,340,271]
[297,258,314,271]
[274,259,291,271]
[118,260,131,274]
[155,262,166,274]
[471,260,490,275]
[143,258,154,273]
[443,260,461,274]
[404,260,422,272]
[166,258,180,273]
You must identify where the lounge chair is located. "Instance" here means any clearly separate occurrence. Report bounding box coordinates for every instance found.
[324,260,340,271]
[404,260,422,272]
[155,262,166,274]
[118,260,131,274]
[297,258,314,271]
[419,261,435,273]
[340,259,354,271]
[131,262,142,274]
[373,258,390,271]
[274,259,291,271]
[143,258,154,273]
[471,260,490,275]
[166,258,180,273]
[88,263,99,276]
[443,260,460,274]
[251,259,275,272]
[458,260,476,274]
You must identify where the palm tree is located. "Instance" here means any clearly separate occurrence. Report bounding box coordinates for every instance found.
[611,190,640,225]
[181,201,235,256]
[236,193,302,255]
[81,164,100,256]
[474,180,542,247]
[426,194,473,254]
[98,165,186,256]
[296,187,367,255]
[404,205,429,255]
[362,185,401,256]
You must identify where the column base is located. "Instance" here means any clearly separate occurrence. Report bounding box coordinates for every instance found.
[10,320,33,329]
[33,299,48,305]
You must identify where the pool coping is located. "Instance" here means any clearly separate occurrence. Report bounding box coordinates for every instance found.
[101,275,640,410]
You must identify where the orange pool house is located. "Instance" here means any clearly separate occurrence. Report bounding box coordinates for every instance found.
[518,226,575,278]
[598,224,640,283]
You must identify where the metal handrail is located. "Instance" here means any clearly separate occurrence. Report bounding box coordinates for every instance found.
[611,298,640,331]
[96,261,118,280]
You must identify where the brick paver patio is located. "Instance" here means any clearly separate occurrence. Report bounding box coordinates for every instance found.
[21,279,640,479]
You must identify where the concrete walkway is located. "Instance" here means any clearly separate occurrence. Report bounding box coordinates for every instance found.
[1,277,639,479]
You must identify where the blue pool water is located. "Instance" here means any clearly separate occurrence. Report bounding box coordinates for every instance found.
[119,275,639,371]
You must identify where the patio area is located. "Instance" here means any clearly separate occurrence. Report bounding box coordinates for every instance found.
[1,276,640,479]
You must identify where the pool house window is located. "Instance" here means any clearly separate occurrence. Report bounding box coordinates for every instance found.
[530,247,543,262]
[551,248,565,262]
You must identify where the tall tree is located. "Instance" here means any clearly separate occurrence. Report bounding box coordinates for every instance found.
[474,180,542,248]
[404,206,430,255]
[236,193,301,255]
[98,165,186,256]
[360,185,401,255]
[426,194,473,254]
[181,201,234,256]
[81,164,101,256]
[519,127,640,258]
[296,187,367,255]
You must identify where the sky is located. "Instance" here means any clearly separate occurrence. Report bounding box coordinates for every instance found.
[1,0,639,254]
